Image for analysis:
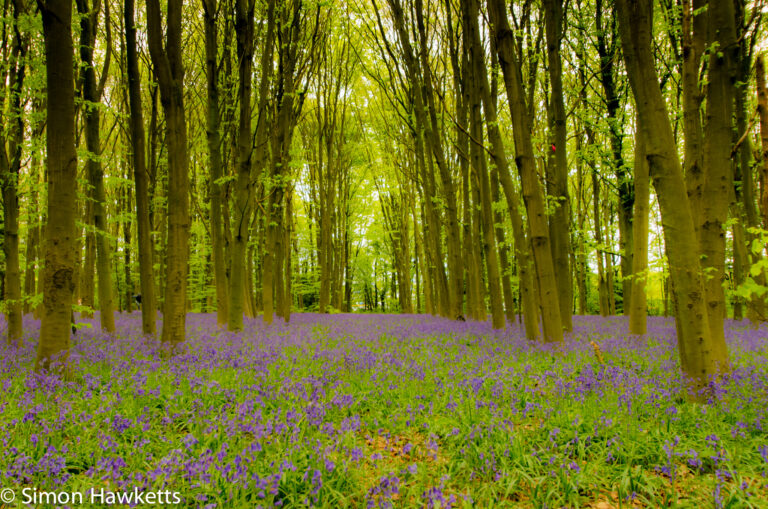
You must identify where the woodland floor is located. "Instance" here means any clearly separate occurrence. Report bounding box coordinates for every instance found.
[0,313,767,508]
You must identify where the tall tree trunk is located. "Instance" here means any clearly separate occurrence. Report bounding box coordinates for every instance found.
[629,119,650,334]
[488,0,563,342]
[700,0,737,359]
[467,0,537,335]
[77,0,115,333]
[596,0,633,315]
[543,0,573,330]
[617,0,730,393]
[605,201,617,314]
[491,167,514,323]
[681,0,706,232]
[592,168,610,317]
[146,0,190,347]
[228,0,256,331]
[759,56,768,232]
[125,0,157,335]
[463,0,503,328]
[1,0,26,345]
[202,0,228,327]
[23,210,39,315]
[413,0,463,320]
[733,6,763,321]
[123,183,133,313]
[80,201,95,317]
[37,0,78,370]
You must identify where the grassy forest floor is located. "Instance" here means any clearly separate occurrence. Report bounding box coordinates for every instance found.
[1,313,767,508]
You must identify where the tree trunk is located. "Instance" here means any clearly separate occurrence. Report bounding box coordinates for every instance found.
[37,0,78,370]
[1,0,26,345]
[123,183,133,313]
[228,0,256,331]
[681,0,706,233]
[617,0,730,393]
[467,0,537,335]
[23,210,39,315]
[77,0,115,333]
[146,0,190,347]
[593,168,610,317]
[488,0,563,342]
[202,0,228,327]
[629,118,650,334]
[125,0,157,335]
[596,0,633,315]
[543,0,573,331]
[699,0,737,359]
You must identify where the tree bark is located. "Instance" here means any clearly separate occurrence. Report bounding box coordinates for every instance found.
[202,0,228,327]
[125,0,157,335]
[617,0,730,393]
[543,0,573,330]
[596,0,633,314]
[488,0,563,341]
[228,0,256,331]
[37,0,78,370]
[1,0,27,345]
[629,118,650,334]
[699,0,737,358]
[146,0,190,347]
[77,0,115,333]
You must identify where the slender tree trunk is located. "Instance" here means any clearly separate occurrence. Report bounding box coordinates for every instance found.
[228,0,256,330]
[77,0,115,333]
[629,119,650,334]
[80,200,95,318]
[1,0,26,345]
[202,0,228,327]
[125,0,156,335]
[543,0,573,330]
[417,203,434,314]
[491,167,514,323]
[37,0,78,370]
[755,55,768,322]
[681,0,706,232]
[758,56,768,231]
[146,0,190,347]
[605,202,617,315]
[488,0,563,341]
[592,168,610,316]
[23,210,39,315]
[467,0,537,334]
[733,16,763,322]
[123,183,133,313]
[731,209,746,320]
[596,0,633,315]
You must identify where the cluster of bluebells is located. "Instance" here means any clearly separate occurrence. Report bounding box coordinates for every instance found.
[0,312,766,506]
